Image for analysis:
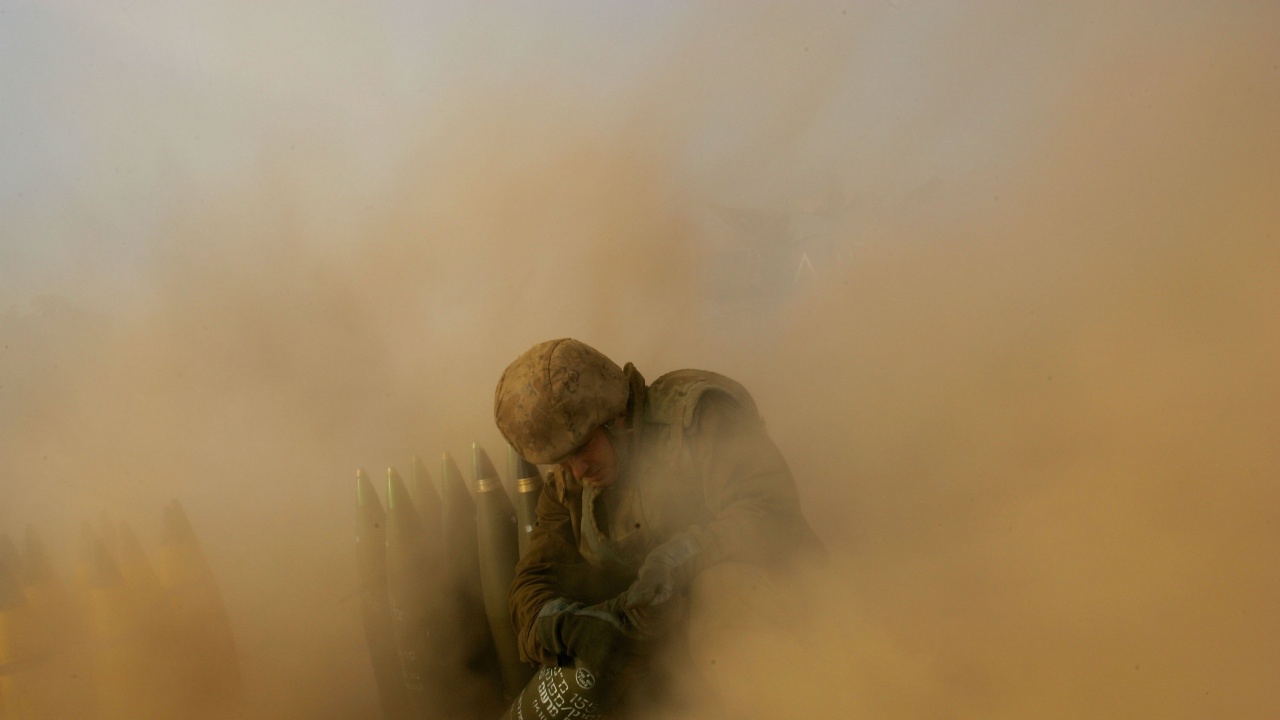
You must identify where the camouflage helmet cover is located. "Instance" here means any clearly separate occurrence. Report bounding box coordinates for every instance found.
[494,338,629,464]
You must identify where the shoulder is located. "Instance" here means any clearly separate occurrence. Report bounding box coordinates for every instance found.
[644,369,761,430]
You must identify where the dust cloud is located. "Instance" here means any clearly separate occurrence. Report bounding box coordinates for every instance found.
[2,2,1277,719]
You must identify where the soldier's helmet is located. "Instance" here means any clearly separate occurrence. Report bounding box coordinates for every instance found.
[494,338,629,464]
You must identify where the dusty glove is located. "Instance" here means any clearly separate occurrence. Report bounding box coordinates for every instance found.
[614,591,685,641]
[623,532,701,609]
[534,599,637,678]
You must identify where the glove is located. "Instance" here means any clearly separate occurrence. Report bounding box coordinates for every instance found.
[534,599,637,678]
[623,532,701,610]
[616,591,685,641]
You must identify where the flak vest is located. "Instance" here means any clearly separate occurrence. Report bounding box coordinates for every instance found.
[577,370,759,572]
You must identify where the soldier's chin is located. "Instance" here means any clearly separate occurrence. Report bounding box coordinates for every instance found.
[583,475,613,488]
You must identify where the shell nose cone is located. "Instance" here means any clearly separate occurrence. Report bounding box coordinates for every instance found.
[472,443,501,488]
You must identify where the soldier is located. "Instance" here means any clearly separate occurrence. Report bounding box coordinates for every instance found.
[494,338,821,717]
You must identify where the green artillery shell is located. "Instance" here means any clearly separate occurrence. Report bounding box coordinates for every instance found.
[17,525,93,719]
[498,661,620,720]
[120,521,187,719]
[385,468,441,717]
[157,501,243,720]
[1,556,41,717]
[20,525,78,647]
[441,453,505,718]
[473,444,533,699]
[357,469,414,720]
[87,538,158,720]
[117,522,170,621]
[507,447,543,558]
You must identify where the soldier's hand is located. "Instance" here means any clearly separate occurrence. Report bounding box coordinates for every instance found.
[624,563,677,609]
[617,593,685,641]
[624,532,701,609]
[560,612,636,679]
[534,599,638,678]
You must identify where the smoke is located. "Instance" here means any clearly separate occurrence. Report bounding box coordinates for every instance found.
[2,1,1278,718]
[730,5,1280,718]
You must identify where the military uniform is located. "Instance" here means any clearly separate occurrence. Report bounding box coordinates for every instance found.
[509,365,821,667]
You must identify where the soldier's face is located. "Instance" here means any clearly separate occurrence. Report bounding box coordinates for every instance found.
[562,416,629,488]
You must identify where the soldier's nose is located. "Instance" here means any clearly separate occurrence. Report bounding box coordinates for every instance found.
[564,455,590,480]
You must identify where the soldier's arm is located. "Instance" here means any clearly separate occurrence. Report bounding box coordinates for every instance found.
[684,393,817,570]
[508,471,633,666]
[509,479,578,666]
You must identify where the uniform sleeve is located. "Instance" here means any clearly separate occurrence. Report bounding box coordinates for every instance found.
[508,471,634,666]
[683,393,820,571]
